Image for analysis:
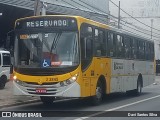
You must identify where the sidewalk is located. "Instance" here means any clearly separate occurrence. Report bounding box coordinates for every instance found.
[154,76,160,85]
[0,76,160,109]
[0,80,40,108]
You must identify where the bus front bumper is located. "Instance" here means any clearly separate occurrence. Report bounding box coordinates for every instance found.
[13,80,81,97]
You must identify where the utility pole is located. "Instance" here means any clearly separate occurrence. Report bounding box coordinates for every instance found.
[41,2,47,15]
[118,1,121,29]
[34,0,41,16]
[34,0,47,16]
[151,19,153,39]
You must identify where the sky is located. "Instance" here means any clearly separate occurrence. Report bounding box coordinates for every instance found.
[41,0,109,14]
[110,0,160,17]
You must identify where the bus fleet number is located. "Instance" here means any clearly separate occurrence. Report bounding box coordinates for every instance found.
[46,78,58,82]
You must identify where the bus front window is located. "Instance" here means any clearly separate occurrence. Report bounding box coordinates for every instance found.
[15,32,79,68]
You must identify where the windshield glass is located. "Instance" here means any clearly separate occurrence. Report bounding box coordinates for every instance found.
[15,32,79,68]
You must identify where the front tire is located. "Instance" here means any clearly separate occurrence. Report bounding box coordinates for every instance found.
[91,81,103,105]
[40,96,55,105]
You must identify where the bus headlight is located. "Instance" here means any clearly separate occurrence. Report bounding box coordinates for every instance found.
[60,81,65,86]
[13,75,17,80]
[57,74,78,87]
[66,74,78,85]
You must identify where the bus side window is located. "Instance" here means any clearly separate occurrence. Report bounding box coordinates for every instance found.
[144,41,146,60]
[80,24,93,70]
[94,29,105,56]
[133,38,138,59]
[138,40,145,60]
[0,54,1,66]
[116,34,124,58]
[124,36,130,59]
[145,42,149,60]
[108,32,114,57]
[105,31,108,56]
[151,43,154,61]
[81,37,92,59]
[81,26,93,59]
[142,41,145,60]
[129,38,133,59]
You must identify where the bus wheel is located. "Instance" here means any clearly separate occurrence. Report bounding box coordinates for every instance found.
[126,79,142,96]
[91,81,103,105]
[136,80,142,95]
[0,76,7,89]
[133,80,142,96]
[40,96,55,105]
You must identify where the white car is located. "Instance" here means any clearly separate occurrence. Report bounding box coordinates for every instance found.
[0,49,11,89]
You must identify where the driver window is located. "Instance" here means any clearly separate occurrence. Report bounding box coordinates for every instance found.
[80,25,93,60]
[80,24,93,70]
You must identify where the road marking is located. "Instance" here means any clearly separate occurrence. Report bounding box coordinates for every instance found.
[74,94,160,120]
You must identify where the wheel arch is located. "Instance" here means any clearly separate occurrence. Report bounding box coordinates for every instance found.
[0,74,7,81]
[98,75,107,95]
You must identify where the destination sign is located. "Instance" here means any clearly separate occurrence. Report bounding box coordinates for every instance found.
[26,20,68,28]
[15,17,78,30]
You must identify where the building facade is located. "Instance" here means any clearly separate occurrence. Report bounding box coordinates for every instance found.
[0,0,109,24]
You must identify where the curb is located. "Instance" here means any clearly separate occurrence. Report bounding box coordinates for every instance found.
[0,99,40,109]
[0,98,77,109]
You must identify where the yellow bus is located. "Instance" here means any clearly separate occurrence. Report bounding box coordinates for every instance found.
[13,15,155,105]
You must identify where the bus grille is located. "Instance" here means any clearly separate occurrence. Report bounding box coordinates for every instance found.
[17,81,64,95]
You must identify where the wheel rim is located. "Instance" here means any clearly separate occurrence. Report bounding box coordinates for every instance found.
[96,86,102,100]
[137,82,141,93]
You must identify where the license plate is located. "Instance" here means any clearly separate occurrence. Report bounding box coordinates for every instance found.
[36,88,47,93]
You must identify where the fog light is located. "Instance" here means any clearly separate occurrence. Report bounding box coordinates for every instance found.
[60,82,64,86]
[66,80,71,84]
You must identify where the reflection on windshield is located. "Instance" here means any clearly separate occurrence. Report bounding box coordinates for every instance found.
[15,32,79,68]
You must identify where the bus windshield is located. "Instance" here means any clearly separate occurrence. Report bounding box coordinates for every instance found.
[15,32,79,68]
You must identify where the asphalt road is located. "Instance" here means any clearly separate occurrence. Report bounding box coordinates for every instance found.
[0,76,160,120]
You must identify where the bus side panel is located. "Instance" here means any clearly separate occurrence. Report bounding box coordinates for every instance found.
[93,57,112,95]
[110,59,124,93]
[135,61,146,85]
[110,59,155,93]
[123,60,136,91]
[81,57,112,97]
[81,77,91,97]
[81,59,94,97]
